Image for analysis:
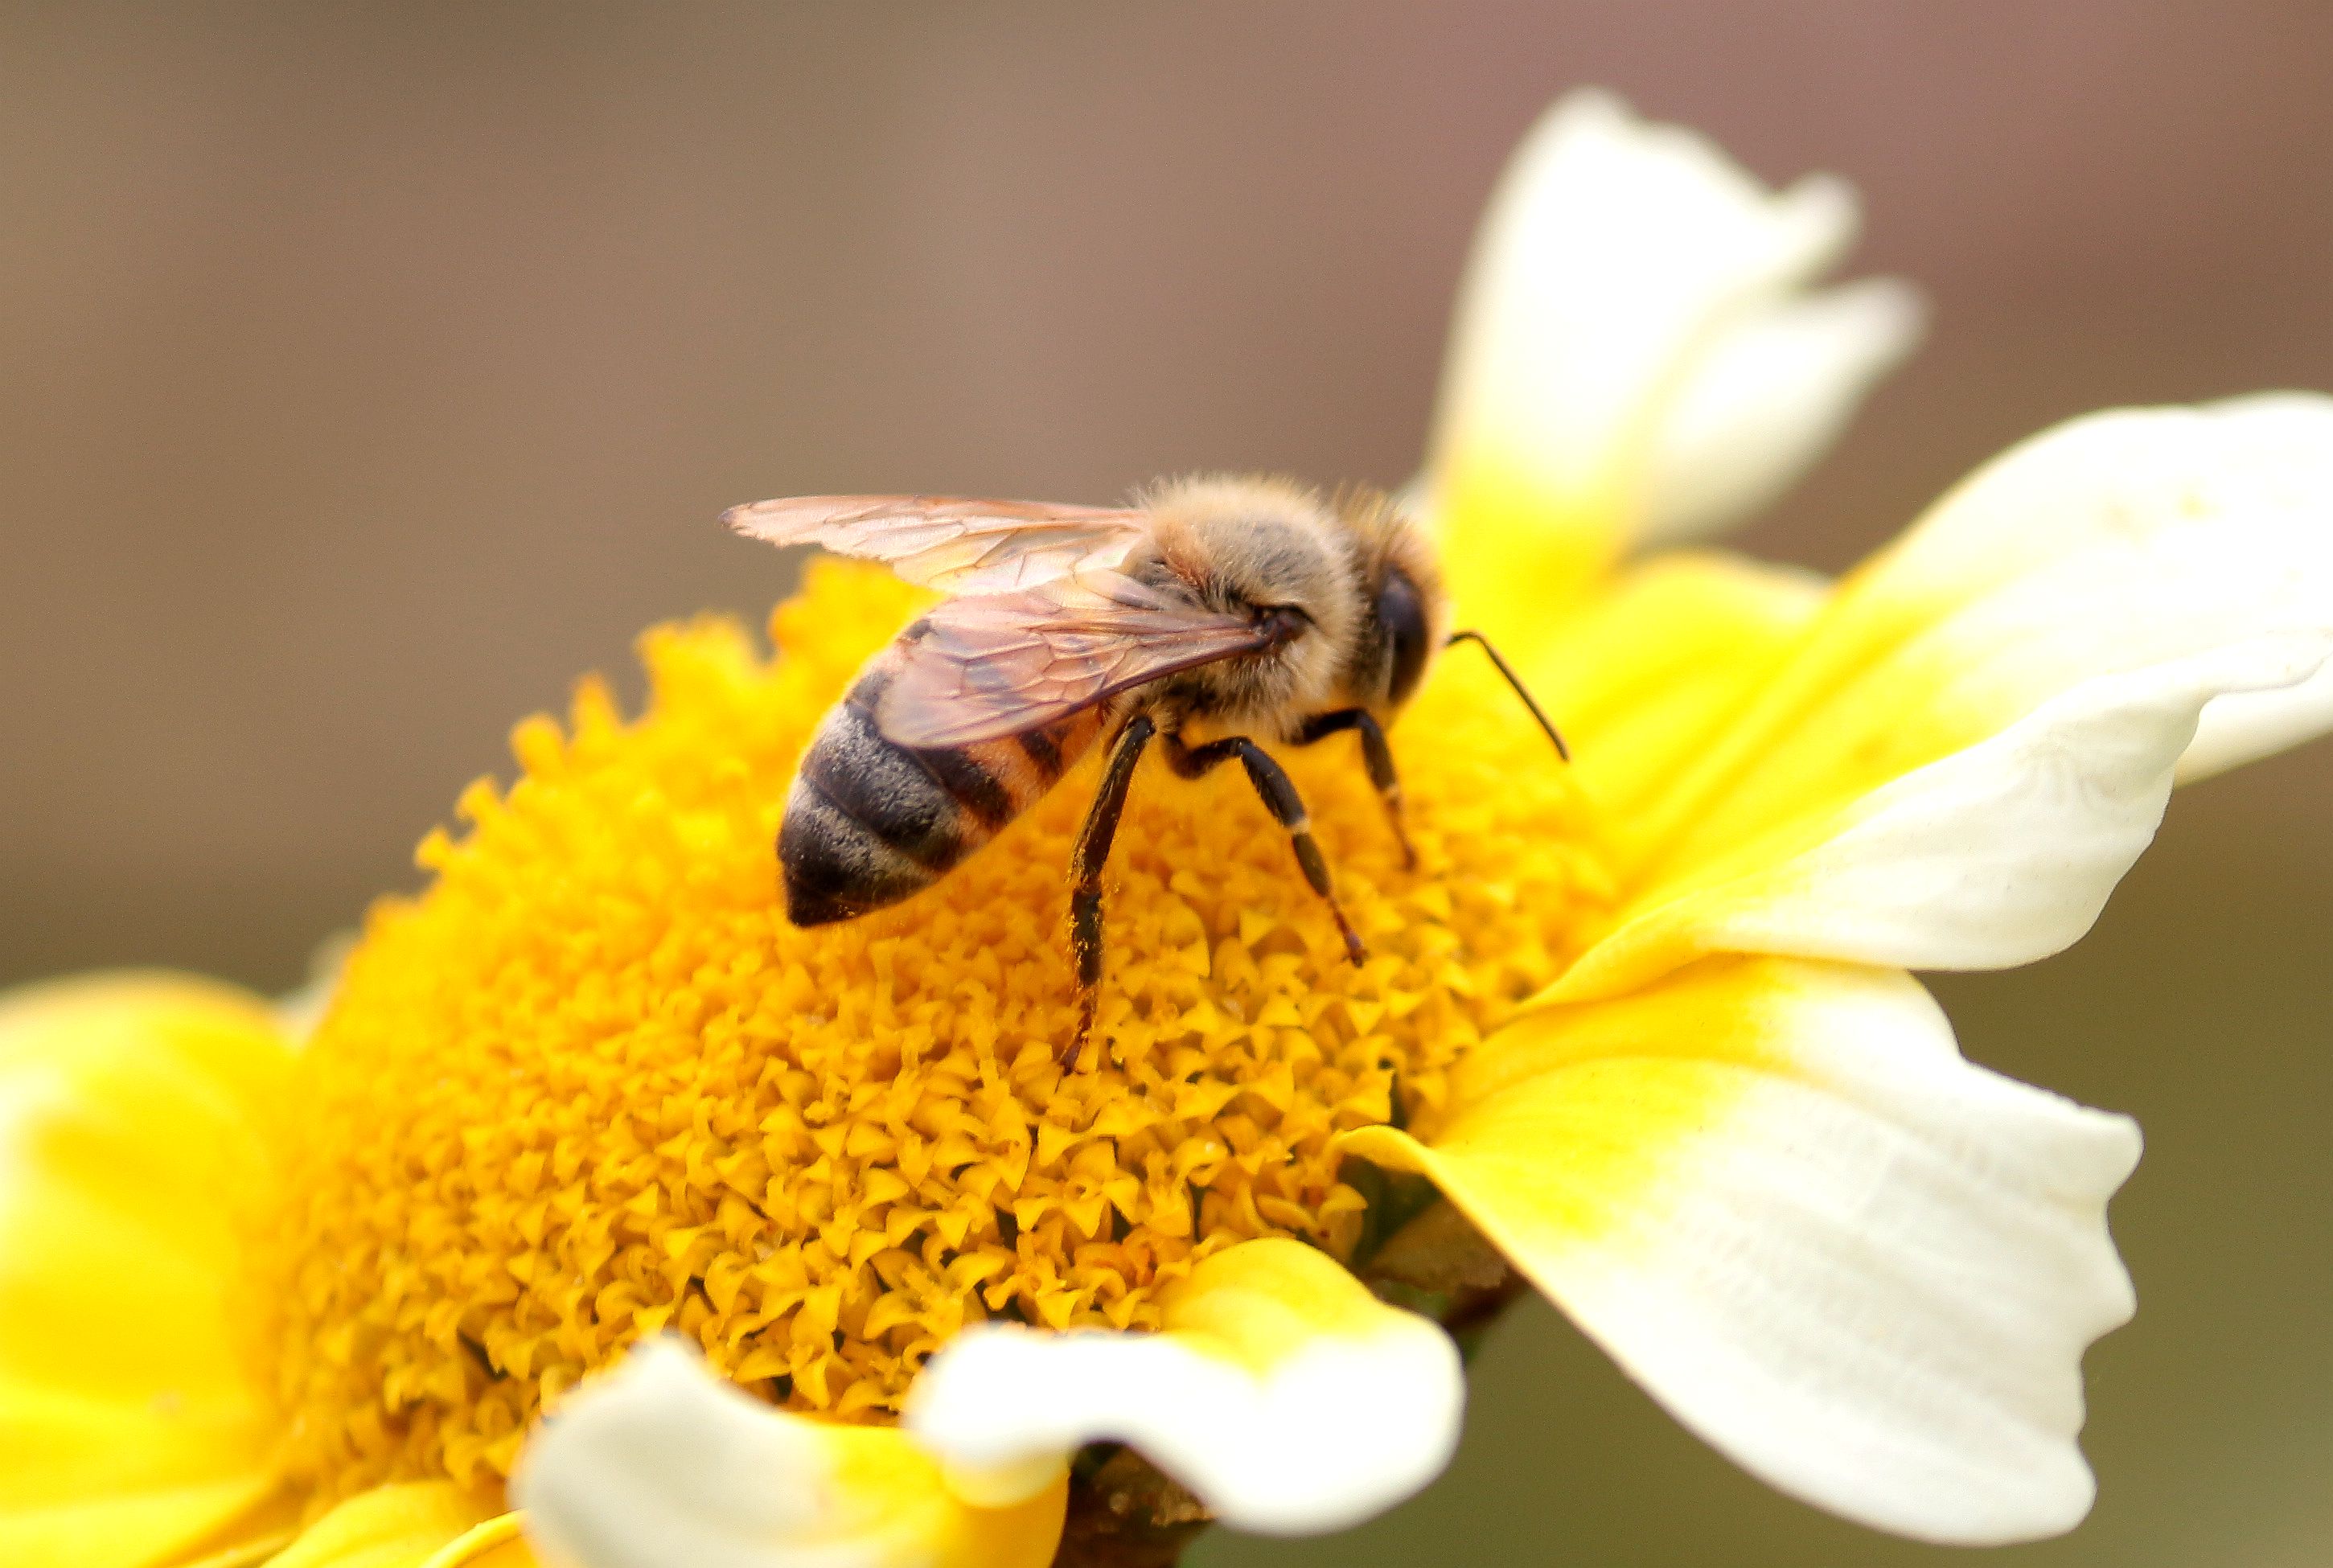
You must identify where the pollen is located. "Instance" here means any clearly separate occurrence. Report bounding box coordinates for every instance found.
[262,559,1613,1507]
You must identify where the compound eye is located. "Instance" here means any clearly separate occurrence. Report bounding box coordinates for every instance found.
[1378,568,1430,706]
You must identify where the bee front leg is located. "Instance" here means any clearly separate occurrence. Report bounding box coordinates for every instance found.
[1164,731,1367,967]
[1066,712,1156,1063]
[1292,708,1413,868]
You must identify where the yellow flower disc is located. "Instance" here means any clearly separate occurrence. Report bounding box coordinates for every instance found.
[265,560,1612,1506]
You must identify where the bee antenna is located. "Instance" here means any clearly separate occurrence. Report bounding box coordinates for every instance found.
[1445,630,1571,762]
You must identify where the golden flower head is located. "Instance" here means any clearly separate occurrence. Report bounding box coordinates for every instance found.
[265,556,1608,1506]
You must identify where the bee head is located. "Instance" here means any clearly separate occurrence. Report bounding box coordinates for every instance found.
[1328,491,1449,716]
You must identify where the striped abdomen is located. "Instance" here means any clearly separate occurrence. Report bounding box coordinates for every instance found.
[780,646,1105,926]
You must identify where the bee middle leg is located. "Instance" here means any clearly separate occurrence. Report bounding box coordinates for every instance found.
[1066,712,1156,1061]
[1292,708,1414,868]
[1162,731,1367,966]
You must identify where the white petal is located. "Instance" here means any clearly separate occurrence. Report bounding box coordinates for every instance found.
[1430,88,1908,547]
[1641,277,1925,546]
[1346,957,2140,1545]
[511,1337,1062,1568]
[904,1238,1462,1536]
[1564,636,2331,997]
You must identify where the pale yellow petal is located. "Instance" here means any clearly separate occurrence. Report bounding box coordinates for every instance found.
[511,1336,1062,1568]
[1430,89,1905,629]
[1558,396,2333,998]
[0,974,294,1568]
[906,1237,1462,1536]
[1637,397,2333,859]
[1342,955,2138,1545]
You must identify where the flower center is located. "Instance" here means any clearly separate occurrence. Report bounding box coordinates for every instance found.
[262,560,1612,1506]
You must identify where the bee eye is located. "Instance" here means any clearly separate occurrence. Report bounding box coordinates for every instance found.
[1378,569,1430,706]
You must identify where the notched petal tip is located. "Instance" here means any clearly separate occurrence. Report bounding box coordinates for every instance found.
[904,1238,1464,1537]
[1431,87,1917,600]
[1353,956,2142,1546]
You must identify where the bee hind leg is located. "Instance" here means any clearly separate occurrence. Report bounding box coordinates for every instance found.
[1065,713,1156,1065]
[1164,731,1367,966]
[1292,708,1413,868]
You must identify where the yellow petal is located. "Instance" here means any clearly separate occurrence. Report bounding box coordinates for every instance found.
[511,1337,1062,1568]
[178,1533,299,1568]
[1562,395,2333,999]
[1429,89,1908,630]
[0,974,294,1568]
[1341,955,2138,1545]
[1516,549,1826,823]
[905,1237,1461,1535]
[260,1484,512,1568]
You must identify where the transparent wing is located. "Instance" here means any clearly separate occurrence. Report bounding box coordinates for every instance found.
[723,493,1148,593]
[877,572,1275,748]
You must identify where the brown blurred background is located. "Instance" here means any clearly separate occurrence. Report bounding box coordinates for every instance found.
[2,5,2327,1564]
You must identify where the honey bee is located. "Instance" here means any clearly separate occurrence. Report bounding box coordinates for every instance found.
[727,474,1566,1055]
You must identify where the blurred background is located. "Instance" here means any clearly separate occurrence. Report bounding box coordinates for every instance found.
[3,5,2327,1564]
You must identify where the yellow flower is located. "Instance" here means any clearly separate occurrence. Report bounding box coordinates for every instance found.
[6,88,2331,1568]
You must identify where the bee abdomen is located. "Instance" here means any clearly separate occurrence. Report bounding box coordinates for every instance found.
[779,660,1100,926]
[780,771,934,926]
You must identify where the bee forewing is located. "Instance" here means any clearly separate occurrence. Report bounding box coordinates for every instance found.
[722,494,1148,593]
[876,572,1275,749]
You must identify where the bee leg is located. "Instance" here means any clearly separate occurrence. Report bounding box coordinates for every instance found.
[1164,732,1367,966]
[1066,713,1156,1063]
[1292,708,1413,868]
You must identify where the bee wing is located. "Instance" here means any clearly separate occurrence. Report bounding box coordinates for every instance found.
[876,572,1275,748]
[723,494,1148,593]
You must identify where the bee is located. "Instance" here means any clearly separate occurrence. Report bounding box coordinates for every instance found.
[727,474,1566,1055]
